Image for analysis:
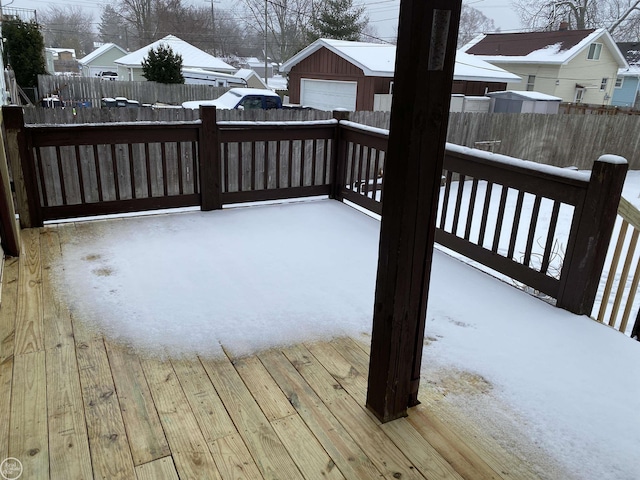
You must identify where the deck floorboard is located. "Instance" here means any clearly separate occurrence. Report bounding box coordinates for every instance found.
[0,223,551,479]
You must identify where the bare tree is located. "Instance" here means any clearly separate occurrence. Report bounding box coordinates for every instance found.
[458,4,497,46]
[240,0,314,64]
[40,5,96,56]
[511,0,640,40]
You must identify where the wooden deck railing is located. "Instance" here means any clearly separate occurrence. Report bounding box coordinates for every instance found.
[594,196,640,339]
[337,121,627,316]
[2,106,628,317]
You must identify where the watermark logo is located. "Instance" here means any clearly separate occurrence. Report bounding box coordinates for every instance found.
[0,458,23,480]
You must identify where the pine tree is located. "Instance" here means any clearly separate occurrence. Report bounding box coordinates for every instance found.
[2,19,47,89]
[307,0,368,42]
[141,44,185,84]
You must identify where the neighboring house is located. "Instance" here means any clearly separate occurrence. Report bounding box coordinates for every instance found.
[114,35,235,81]
[45,48,79,74]
[245,57,274,79]
[611,42,640,108]
[235,69,269,89]
[78,43,128,79]
[460,27,628,105]
[280,38,520,111]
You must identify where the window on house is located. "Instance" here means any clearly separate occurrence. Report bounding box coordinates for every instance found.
[575,88,585,103]
[600,78,608,90]
[526,75,536,91]
[615,77,624,88]
[587,43,602,60]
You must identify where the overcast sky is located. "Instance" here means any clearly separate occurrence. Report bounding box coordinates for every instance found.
[8,0,523,45]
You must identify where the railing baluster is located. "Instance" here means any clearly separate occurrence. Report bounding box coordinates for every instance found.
[264,141,269,190]
[35,148,49,207]
[507,191,525,260]
[144,143,152,197]
[176,142,184,195]
[128,143,136,199]
[161,142,168,197]
[363,146,372,197]
[75,145,86,204]
[322,139,329,185]
[372,149,381,200]
[439,171,453,230]
[275,140,281,189]
[491,185,509,254]
[523,195,542,265]
[620,253,640,333]
[300,139,306,187]
[56,146,67,205]
[222,142,229,193]
[349,143,357,190]
[478,181,493,246]
[251,141,256,191]
[451,174,466,235]
[192,141,199,194]
[93,144,104,202]
[311,139,317,186]
[110,144,120,201]
[540,200,561,274]
[597,220,628,323]
[609,229,639,327]
[288,140,293,188]
[238,142,244,191]
[464,178,478,240]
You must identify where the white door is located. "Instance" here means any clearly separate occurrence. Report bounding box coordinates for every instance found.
[300,79,357,111]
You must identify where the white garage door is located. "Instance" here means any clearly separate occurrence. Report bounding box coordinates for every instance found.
[300,79,357,111]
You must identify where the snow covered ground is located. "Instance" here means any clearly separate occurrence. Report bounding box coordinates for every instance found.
[53,194,640,480]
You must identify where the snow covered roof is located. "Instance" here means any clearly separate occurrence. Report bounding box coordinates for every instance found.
[486,90,562,101]
[114,35,235,73]
[235,68,269,88]
[281,38,396,77]
[78,43,127,65]
[281,38,520,83]
[461,28,627,67]
[616,42,640,77]
[455,51,522,83]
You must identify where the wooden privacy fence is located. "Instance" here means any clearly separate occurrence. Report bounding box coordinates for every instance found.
[3,106,628,317]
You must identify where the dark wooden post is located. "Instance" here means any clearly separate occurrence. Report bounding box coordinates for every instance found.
[0,109,20,256]
[557,156,628,315]
[199,105,222,210]
[366,0,462,423]
[632,309,640,341]
[330,110,349,200]
[2,106,42,228]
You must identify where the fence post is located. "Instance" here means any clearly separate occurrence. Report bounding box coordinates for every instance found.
[0,108,20,256]
[557,156,628,315]
[198,105,222,210]
[330,110,349,200]
[2,106,42,228]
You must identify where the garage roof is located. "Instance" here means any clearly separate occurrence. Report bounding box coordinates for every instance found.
[281,38,521,83]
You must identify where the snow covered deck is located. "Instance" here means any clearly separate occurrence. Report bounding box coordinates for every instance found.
[0,218,549,479]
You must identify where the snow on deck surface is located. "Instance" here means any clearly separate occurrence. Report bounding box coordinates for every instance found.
[53,198,640,480]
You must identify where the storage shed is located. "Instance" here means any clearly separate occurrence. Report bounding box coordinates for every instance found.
[487,90,562,114]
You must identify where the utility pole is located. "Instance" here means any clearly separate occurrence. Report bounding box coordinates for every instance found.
[210,0,216,55]
[264,0,268,85]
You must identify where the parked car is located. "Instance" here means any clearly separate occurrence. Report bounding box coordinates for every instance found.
[97,71,118,81]
[182,88,285,110]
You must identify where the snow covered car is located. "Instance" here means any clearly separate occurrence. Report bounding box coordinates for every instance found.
[181,88,284,110]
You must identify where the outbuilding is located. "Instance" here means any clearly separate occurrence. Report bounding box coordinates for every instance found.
[280,38,520,111]
[486,90,562,114]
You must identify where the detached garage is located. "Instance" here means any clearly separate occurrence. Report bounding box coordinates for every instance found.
[281,39,395,111]
[281,38,521,111]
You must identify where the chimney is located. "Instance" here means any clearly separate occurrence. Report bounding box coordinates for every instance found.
[559,21,570,31]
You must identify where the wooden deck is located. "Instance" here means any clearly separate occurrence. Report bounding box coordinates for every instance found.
[0,226,548,480]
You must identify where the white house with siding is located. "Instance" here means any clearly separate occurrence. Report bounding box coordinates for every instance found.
[78,43,128,78]
[114,35,235,81]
